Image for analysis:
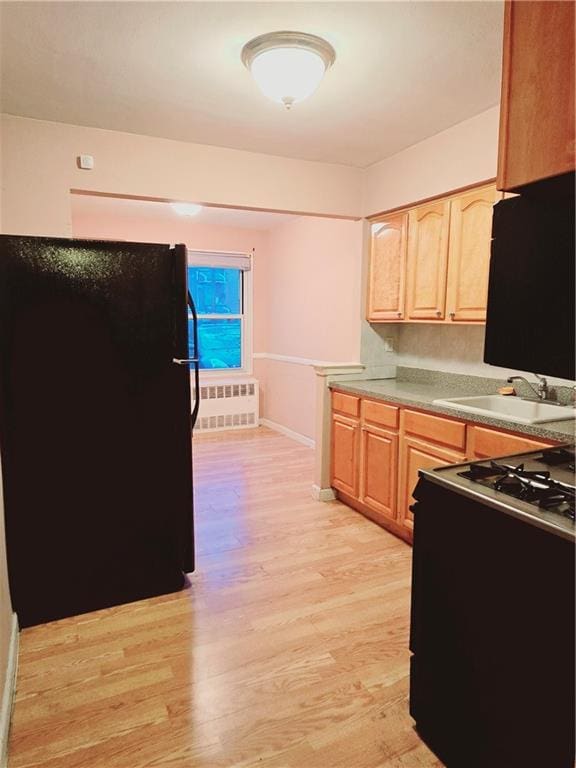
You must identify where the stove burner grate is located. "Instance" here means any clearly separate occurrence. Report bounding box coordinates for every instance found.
[458,459,575,520]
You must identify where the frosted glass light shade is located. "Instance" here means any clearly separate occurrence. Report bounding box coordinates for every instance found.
[242,31,335,109]
[250,47,326,108]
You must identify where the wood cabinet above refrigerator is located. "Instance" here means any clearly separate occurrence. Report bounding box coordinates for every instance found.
[497,0,575,191]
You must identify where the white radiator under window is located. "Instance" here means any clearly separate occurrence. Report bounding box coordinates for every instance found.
[192,376,259,432]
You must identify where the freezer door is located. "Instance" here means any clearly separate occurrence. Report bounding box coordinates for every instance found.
[0,235,194,626]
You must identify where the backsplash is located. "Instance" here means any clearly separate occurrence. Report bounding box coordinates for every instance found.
[390,324,576,388]
[396,366,575,406]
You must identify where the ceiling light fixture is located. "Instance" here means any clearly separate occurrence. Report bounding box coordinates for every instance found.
[241,31,336,110]
[170,202,202,217]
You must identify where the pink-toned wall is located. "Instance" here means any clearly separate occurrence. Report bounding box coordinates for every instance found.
[71,204,270,354]
[72,201,364,442]
[264,217,363,362]
[0,114,363,239]
[257,216,364,441]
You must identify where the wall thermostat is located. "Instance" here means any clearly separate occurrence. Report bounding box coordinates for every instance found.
[77,155,94,170]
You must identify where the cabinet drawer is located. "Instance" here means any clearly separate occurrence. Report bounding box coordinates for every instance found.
[403,409,466,451]
[362,399,399,430]
[332,391,360,418]
[469,426,556,459]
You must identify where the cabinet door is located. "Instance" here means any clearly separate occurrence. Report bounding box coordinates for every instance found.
[467,426,556,460]
[497,0,575,191]
[406,200,451,320]
[398,435,466,532]
[331,414,360,498]
[360,425,398,520]
[445,186,498,323]
[367,213,408,321]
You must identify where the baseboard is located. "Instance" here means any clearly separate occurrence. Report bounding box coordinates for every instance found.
[0,613,19,768]
[311,484,336,502]
[259,418,315,449]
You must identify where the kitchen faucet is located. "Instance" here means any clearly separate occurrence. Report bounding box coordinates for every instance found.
[506,374,550,401]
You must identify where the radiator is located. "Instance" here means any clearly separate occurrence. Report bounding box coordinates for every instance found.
[192,377,259,432]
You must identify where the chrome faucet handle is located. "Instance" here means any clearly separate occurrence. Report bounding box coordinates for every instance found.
[534,374,549,400]
[506,374,549,401]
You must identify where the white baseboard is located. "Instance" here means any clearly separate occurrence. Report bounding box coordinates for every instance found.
[0,613,18,768]
[259,418,315,449]
[311,484,336,502]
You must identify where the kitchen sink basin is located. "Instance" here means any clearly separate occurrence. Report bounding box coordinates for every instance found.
[432,395,576,425]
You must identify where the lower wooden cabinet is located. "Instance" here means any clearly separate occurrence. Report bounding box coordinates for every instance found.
[331,413,360,498]
[330,389,560,545]
[360,425,398,521]
[467,425,554,459]
[397,435,466,533]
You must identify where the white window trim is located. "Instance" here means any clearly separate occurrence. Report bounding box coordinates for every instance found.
[187,251,253,379]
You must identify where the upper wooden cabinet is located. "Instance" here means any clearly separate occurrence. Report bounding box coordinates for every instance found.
[367,213,407,321]
[368,184,498,325]
[497,0,575,191]
[446,185,499,322]
[406,200,451,320]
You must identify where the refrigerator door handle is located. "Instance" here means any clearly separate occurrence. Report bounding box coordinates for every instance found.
[187,290,201,429]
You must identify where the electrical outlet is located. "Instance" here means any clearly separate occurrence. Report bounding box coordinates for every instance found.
[383,337,395,352]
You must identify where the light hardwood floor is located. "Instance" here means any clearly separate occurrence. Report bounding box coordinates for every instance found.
[8,427,442,768]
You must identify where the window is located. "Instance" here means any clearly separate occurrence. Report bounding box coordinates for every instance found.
[187,252,251,372]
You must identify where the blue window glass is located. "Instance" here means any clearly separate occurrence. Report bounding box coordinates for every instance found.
[189,318,242,370]
[187,266,243,370]
[187,267,241,315]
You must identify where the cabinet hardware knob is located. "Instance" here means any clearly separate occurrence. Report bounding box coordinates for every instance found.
[397,311,402,317]
[449,312,456,319]
[435,310,442,317]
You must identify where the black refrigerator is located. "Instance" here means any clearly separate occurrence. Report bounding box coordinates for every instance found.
[0,235,197,627]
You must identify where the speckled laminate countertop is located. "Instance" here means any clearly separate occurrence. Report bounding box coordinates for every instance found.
[329,369,575,443]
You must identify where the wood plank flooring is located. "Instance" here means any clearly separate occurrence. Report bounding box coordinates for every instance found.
[8,427,442,767]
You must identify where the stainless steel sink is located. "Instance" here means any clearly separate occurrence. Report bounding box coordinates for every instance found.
[432,395,576,425]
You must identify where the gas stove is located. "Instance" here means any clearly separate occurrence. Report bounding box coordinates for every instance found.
[419,444,576,541]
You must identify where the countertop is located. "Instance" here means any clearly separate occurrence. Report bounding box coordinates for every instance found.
[329,369,575,443]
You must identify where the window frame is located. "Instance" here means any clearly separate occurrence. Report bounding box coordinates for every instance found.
[186,250,253,378]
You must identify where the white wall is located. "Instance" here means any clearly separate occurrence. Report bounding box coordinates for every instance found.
[363,106,500,217]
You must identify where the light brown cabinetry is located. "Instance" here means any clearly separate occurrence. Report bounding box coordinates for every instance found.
[360,425,398,521]
[398,436,467,533]
[367,213,407,321]
[331,413,360,498]
[398,409,467,532]
[331,392,402,535]
[446,185,499,322]
[330,390,560,545]
[331,391,361,497]
[406,201,451,320]
[467,426,554,460]
[497,0,575,191]
[369,183,498,325]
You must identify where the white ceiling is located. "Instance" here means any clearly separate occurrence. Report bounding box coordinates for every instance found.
[71,193,297,231]
[0,2,503,168]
